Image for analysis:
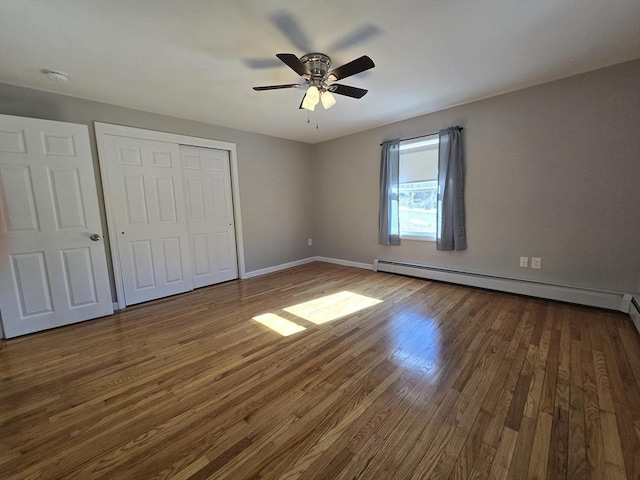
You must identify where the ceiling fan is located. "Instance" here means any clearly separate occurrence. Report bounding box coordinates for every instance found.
[252,53,375,111]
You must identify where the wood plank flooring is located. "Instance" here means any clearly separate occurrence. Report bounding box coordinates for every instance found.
[1,262,639,479]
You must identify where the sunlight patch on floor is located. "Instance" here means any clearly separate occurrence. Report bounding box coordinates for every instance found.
[284,291,383,325]
[253,313,307,336]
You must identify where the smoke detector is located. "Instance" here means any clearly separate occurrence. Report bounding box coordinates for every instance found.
[42,69,68,82]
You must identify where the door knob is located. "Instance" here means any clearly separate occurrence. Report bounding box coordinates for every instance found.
[90,233,101,241]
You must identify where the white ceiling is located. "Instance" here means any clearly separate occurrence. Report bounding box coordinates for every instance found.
[1,0,639,144]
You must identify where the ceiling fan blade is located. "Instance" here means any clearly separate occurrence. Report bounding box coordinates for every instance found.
[276,53,311,77]
[253,84,301,91]
[328,56,375,81]
[271,12,314,52]
[244,58,284,69]
[329,84,368,99]
[327,25,381,53]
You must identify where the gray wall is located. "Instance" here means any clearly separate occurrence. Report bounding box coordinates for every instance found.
[2,59,639,300]
[0,83,315,300]
[312,60,640,294]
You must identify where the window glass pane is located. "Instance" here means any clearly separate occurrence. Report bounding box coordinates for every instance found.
[399,181,437,236]
[399,134,439,240]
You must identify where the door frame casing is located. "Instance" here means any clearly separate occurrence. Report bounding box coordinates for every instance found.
[95,122,246,310]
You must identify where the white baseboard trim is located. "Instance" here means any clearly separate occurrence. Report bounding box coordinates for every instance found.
[314,256,374,270]
[238,256,636,318]
[241,256,373,280]
[112,302,119,311]
[374,259,629,312]
[242,257,316,279]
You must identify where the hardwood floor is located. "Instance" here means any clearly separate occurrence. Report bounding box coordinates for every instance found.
[1,262,639,479]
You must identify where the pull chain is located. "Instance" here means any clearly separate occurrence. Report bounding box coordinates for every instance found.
[305,111,319,130]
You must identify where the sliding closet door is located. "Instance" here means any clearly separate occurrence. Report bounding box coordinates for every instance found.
[102,135,193,305]
[181,145,238,287]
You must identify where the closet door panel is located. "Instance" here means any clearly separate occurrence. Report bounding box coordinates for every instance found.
[102,135,193,305]
[181,145,238,288]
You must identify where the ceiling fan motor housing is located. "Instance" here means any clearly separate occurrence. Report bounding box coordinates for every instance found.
[301,53,331,87]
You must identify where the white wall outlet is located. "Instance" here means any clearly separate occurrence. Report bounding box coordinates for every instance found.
[308,238,313,246]
[532,257,542,269]
[520,256,528,268]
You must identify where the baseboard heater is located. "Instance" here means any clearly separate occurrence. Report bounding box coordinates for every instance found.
[373,259,628,312]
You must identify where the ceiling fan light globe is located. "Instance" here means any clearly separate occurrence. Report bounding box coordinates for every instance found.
[306,85,320,102]
[301,94,316,111]
[321,91,336,109]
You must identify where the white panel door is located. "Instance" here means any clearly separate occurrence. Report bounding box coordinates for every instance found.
[0,115,113,338]
[181,145,238,288]
[102,135,193,305]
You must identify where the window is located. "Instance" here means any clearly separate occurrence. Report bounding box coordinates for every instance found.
[399,134,439,241]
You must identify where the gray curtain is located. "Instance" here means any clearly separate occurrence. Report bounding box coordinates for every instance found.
[378,139,401,245]
[437,127,467,250]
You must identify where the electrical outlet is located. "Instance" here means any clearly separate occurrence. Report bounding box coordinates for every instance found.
[520,256,528,268]
[308,238,313,246]
[531,257,542,269]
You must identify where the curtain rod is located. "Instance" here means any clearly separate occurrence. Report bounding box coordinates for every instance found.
[379,126,463,146]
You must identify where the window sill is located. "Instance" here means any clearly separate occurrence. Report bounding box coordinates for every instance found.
[400,234,436,242]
